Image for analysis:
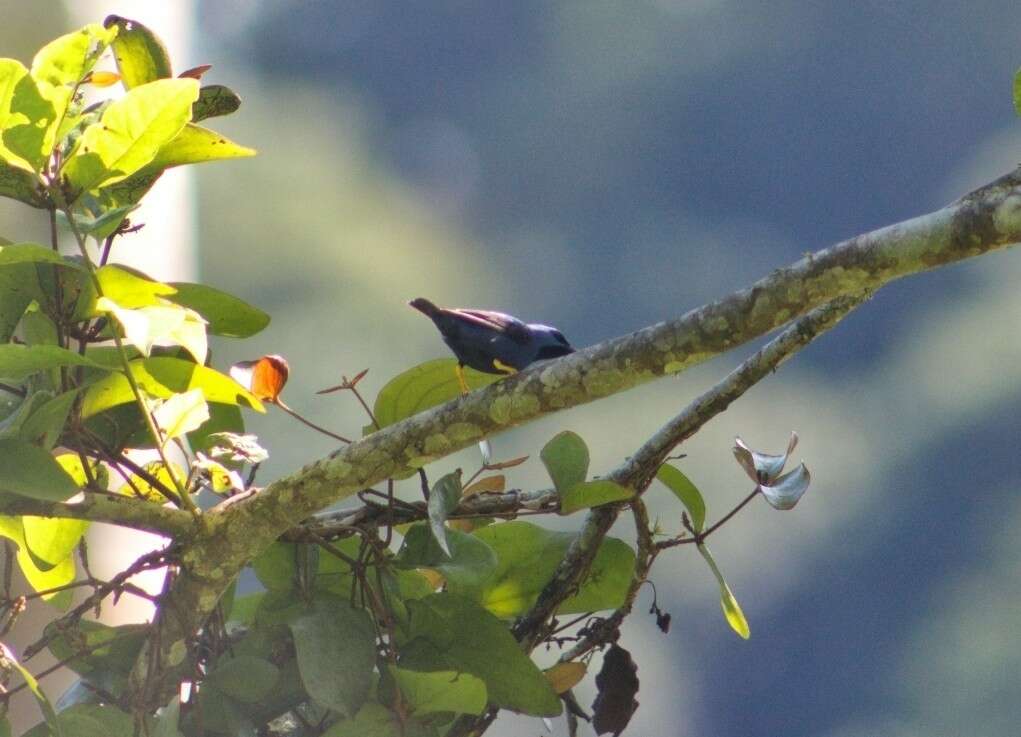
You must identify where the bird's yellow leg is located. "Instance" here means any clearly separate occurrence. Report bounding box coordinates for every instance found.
[455,364,470,395]
[492,359,517,375]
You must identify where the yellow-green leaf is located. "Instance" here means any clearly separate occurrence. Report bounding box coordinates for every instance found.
[31,23,117,88]
[698,544,750,639]
[146,123,255,168]
[656,463,706,532]
[96,296,207,363]
[105,15,172,88]
[0,59,55,173]
[95,264,176,309]
[63,77,199,194]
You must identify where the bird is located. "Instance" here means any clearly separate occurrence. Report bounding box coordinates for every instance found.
[408,297,575,394]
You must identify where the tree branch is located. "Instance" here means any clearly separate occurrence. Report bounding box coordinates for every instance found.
[0,494,194,538]
[129,168,1021,710]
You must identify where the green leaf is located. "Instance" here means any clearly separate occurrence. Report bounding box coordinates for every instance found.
[146,123,255,167]
[371,359,501,431]
[322,703,404,737]
[540,430,589,492]
[105,16,172,88]
[19,390,79,449]
[698,544,750,640]
[0,242,84,268]
[0,159,46,208]
[559,478,632,515]
[80,356,264,418]
[401,593,561,716]
[167,282,269,338]
[289,599,378,717]
[453,521,635,618]
[31,24,117,88]
[0,345,107,380]
[63,77,199,194]
[95,264,176,309]
[1014,67,1021,117]
[252,542,298,592]
[0,439,80,501]
[192,84,242,122]
[152,697,182,737]
[0,59,54,173]
[0,516,74,605]
[396,524,498,590]
[22,515,88,570]
[95,296,208,362]
[152,388,209,443]
[0,643,60,735]
[389,666,487,716]
[187,403,245,454]
[46,620,148,683]
[73,204,138,240]
[428,470,462,556]
[27,704,134,737]
[656,463,706,532]
[204,656,280,704]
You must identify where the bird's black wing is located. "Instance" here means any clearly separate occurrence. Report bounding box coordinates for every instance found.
[454,308,531,345]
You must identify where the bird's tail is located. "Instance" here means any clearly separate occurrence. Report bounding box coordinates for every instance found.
[408,297,440,317]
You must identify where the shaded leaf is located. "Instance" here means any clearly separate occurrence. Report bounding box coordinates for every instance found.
[25,704,134,737]
[105,15,172,88]
[559,479,632,515]
[541,430,589,492]
[371,358,501,431]
[81,356,263,418]
[0,439,80,501]
[759,463,811,510]
[289,599,377,717]
[396,523,498,591]
[427,470,462,557]
[697,544,750,639]
[46,620,147,683]
[203,656,279,704]
[178,64,211,80]
[0,159,46,208]
[592,644,639,737]
[389,666,487,716]
[656,463,706,532]
[321,703,403,737]
[192,84,242,122]
[450,521,635,618]
[0,643,60,735]
[401,593,561,716]
[167,282,269,338]
[733,432,797,484]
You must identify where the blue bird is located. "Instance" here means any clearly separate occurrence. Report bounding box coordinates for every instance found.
[409,298,575,393]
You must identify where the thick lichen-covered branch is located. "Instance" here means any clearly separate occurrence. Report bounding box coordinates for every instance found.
[0,493,194,538]
[131,169,1021,710]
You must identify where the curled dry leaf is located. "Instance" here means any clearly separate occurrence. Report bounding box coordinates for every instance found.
[545,661,587,694]
[759,463,811,510]
[230,355,289,402]
[592,643,640,737]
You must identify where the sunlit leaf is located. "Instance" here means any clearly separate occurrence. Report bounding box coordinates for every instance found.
[193,454,243,494]
[698,544,750,639]
[166,282,269,338]
[289,598,377,717]
[115,460,183,502]
[389,666,487,716]
[559,479,632,515]
[545,661,586,694]
[402,593,561,716]
[105,15,171,88]
[427,470,462,557]
[145,123,255,167]
[371,358,501,431]
[1015,68,1021,117]
[22,514,88,570]
[86,71,120,87]
[31,23,117,88]
[0,516,75,605]
[229,355,288,402]
[81,356,262,418]
[0,439,80,501]
[63,77,199,194]
[759,463,811,510]
[152,388,209,443]
[95,264,176,309]
[656,463,706,532]
[0,59,54,173]
[96,296,208,362]
[540,430,589,492]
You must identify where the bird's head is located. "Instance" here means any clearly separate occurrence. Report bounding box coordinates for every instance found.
[528,323,575,360]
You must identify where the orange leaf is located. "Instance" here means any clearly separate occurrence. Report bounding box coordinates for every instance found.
[463,475,506,497]
[87,71,121,87]
[544,661,587,693]
[230,355,289,402]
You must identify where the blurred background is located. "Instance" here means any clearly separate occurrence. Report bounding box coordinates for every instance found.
[2,2,1021,735]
